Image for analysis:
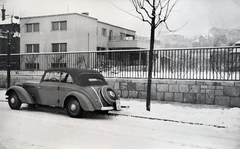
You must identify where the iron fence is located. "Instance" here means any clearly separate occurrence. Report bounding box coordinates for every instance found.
[0,46,239,80]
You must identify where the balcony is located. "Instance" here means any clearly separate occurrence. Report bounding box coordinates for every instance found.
[108,35,161,50]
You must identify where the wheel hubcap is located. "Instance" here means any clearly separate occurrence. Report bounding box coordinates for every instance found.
[109,91,115,98]
[70,104,76,111]
[10,97,15,104]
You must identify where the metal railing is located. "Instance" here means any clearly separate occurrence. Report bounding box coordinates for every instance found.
[109,35,161,45]
[0,46,239,80]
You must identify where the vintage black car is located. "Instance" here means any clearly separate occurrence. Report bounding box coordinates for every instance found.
[6,68,121,118]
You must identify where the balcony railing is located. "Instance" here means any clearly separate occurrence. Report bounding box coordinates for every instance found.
[109,35,161,45]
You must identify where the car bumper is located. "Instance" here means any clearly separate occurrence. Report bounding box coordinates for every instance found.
[101,106,114,110]
[101,100,121,111]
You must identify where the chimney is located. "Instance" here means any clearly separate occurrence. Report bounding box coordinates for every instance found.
[82,12,89,16]
[1,5,5,21]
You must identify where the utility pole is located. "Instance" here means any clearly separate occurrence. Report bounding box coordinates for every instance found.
[7,31,11,88]
[6,15,14,88]
[1,5,17,88]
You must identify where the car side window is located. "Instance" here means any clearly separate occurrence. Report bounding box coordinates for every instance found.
[60,72,73,84]
[43,71,60,82]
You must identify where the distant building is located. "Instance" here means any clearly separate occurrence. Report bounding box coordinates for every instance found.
[0,5,20,70]
[20,13,155,53]
[20,13,160,70]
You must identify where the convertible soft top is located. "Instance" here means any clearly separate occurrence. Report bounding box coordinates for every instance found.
[44,68,107,86]
[46,68,100,76]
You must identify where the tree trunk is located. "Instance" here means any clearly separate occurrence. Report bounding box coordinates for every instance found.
[146,5,156,111]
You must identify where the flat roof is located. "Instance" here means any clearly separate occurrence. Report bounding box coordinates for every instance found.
[20,13,97,21]
[20,13,135,33]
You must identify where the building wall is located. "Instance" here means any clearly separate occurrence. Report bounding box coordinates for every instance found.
[97,21,135,49]
[20,13,98,53]
[0,71,239,108]
[20,13,137,53]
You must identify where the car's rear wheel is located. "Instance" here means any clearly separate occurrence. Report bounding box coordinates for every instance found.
[8,92,22,110]
[66,98,84,118]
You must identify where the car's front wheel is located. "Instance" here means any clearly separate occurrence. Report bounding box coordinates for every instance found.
[8,92,22,110]
[66,98,84,118]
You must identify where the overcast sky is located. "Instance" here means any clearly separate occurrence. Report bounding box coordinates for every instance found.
[1,0,240,38]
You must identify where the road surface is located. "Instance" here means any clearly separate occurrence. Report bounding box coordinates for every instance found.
[0,100,240,149]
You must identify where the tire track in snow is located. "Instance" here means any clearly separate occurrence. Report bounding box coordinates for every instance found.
[109,113,226,129]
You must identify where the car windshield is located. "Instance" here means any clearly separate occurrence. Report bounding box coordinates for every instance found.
[77,73,107,86]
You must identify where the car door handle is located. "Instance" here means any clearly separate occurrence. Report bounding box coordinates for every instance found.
[38,86,41,89]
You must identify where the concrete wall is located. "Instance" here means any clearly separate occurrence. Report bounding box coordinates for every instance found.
[0,72,239,108]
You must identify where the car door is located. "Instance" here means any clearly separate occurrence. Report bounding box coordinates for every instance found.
[57,72,75,106]
[38,71,61,106]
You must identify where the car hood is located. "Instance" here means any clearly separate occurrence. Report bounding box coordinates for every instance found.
[21,81,40,87]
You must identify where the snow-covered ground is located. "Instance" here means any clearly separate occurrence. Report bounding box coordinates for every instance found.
[112,99,240,130]
[0,89,240,149]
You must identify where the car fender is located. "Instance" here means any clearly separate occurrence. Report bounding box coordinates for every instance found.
[64,91,95,111]
[6,86,36,104]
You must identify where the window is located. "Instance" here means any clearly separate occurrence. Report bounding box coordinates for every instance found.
[102,28,107,37]
[25,63,39,70]
[120,32,125,40]
[52,43,67,52]
[26,44,39,53]
[109,30,113,40]
[60,72,73,83]
[43,71,61,82]
[51,63,67,68]
[52,21,67,31]
[26,23,39,32]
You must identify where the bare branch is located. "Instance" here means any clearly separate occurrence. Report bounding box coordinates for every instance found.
[162,0,171,22]
[131,0,152,25]
[164,0,178,21]
[145,0,153,7]
[109,1,142,21]
[155,0,178,28]
[138,0,153,19]
[157,1,163,21]
[163,19,189,33]
[155,0,161,10]
[162,0,171,9]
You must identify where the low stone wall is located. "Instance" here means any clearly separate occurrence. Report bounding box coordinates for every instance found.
[0,72,239,107]
[106,78,240,108]
[0,71,43,88]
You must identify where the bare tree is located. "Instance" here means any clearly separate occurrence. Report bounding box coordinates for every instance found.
[130,0,177,111]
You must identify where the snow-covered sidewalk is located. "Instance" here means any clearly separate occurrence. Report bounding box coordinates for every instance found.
[1,89,240,130]
[113,99,240,130]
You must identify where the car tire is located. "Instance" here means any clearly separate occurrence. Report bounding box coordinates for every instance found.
[8,92,22,110]
[66,98,84,118]
[98,110,109,114]
[28,104,37,109]
[100,85,118,105]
